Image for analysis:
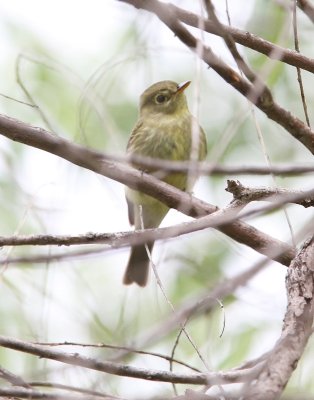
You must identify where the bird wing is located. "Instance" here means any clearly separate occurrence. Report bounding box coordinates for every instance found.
[126,197,135,226]
[126,120,144,152]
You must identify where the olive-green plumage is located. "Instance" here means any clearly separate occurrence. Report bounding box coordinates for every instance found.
[124,80,207,286]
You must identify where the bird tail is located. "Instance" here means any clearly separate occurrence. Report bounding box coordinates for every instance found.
[123,242,154,287]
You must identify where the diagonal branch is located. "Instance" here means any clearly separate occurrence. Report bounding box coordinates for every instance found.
[0,366,31,388]
[170,2,314,73]
[298,0,314,23]
[111,258,270,362]
[119,0,314,155]
[0,201,296,266]
[203,0,261,84]
[0,192,304,251]
[0,335,260,386]
[242,236,314,400]
[0,113,295,265]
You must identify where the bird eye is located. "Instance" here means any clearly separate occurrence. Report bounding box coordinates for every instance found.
[155,94,167,104]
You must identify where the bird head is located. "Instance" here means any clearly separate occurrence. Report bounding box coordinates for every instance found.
[139,80,191,118]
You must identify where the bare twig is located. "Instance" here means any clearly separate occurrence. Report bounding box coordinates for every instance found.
[225,0,231,26]
[3,184,312,272]
[169,2,314,73]
[15,54,54,131]
[60,149,314,176]
[29,382,121,399]
[292,2,311,127]
[170,325,186,395]
[0,195,297,267]
[0,92,39,108]
[0,366,31,388]
[229,350,272,372]
[226,179,314,208]
[204,0,257,83]
[297,0,314,23]
[111,258,271,361]
[0,113,295,265]
[0,387,114,399]
[0,336,262,386]
[0,246,108,265]
[33,341,201,373]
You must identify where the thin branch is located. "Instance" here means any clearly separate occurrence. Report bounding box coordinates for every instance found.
[29,382,121,399]
[242,236,314,399]
[0,336,262,386]
[74,150,314,176]
[292,1,311,127]
[32,341,201,373]
[15,54,54,132]
[3,186,312,270]
[229,350,272,372]
[0,92,39,108]
[0,193,298,268]
[0,387,113,400]
[0,246,108,265]
[120,0,314,154]
[207,163,314,176]
[297,0,314,23]
[111,258,271,361]
[167,2,314,73]
[251,102,297,245]
[226,179,314,208]
[203,0,258,83]
[170,326,186,395]
[224,0,231,26]
[0,366,31,388]
[0,113,295,266]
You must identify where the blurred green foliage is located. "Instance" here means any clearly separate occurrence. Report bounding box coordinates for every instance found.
[0,1,313,398]
[245,0,288,86]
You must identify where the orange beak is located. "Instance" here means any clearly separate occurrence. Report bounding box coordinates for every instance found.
[176,80,191,93]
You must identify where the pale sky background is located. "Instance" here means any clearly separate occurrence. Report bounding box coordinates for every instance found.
[1,1,311,397]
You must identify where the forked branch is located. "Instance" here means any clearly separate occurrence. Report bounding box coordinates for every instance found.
[0,113,295,265]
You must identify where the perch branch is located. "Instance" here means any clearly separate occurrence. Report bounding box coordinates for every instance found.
[0,197,297,266]
[0,113,295,265]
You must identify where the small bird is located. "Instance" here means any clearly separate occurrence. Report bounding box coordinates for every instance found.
[123,80,207,286]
